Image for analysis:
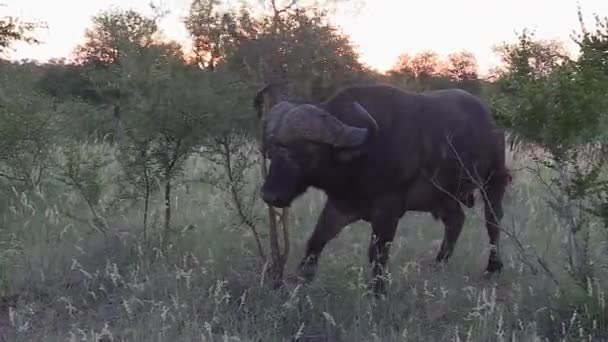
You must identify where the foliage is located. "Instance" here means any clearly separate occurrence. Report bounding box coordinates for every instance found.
[387,49,482,94]
[392,50,444,79]
[35,60,100,103]
[74,8,160,66]
[184,0,251,70]
[0,9,42,55]
[81,11,227,237]
[54,142,113,234]
[491,17,608,286]
[491,31,570,80]
[445,51,479,81]
[0,62,60,191]
[186,0,371,102]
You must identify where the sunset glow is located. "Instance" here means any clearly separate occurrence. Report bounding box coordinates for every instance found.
[4,0,608,74]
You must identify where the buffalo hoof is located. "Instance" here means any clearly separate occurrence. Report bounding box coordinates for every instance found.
[296,257,318,283]
[483,258,503,279]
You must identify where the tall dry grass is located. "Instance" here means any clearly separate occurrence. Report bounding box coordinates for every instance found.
[0,141,606,341]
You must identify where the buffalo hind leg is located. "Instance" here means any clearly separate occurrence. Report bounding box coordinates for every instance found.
[483,171,509,275]
[368,210,400,298]
[434,201,465,264]
[297,200,359,282]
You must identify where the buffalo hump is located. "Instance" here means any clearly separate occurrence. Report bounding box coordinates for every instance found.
[314,85,505,201]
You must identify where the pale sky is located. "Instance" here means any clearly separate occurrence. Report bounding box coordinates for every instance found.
[3,0,608,74]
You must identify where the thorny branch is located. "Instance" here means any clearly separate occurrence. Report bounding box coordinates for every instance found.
[218,135,267,261]
[196,134,267,261]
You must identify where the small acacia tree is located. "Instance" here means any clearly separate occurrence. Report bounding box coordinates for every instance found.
[0,63,60,193]
[113,46,226,242]
[0,8,53,192]
[69,8,232,244]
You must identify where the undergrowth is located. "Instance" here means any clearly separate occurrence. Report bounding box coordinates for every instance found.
[0,143,606,342]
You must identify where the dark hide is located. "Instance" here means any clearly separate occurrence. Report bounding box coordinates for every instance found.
[256,83,511,297]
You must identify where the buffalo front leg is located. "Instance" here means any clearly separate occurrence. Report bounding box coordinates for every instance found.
[434,201,465,264]
[297,200,359,282]
[368,211,399,298]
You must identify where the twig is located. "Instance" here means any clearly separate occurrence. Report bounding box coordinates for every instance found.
[0,171,27,183]
[271,0,298,16]
[217,134,267,261]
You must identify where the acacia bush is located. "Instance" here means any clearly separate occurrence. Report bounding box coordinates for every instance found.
[490,14,608,298]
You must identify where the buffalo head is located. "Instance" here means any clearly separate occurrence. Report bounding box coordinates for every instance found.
[259,100,378,208]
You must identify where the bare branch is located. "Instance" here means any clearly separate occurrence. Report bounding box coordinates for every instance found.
[0,171,28,183]
[271,0,298,16]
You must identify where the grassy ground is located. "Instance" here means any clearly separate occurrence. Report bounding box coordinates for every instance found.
[0,144,607,341]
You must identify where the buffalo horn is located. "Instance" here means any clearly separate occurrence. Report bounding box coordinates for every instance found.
[269,101,377,148]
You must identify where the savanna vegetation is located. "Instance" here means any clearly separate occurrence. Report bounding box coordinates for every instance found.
[1,1,608,340]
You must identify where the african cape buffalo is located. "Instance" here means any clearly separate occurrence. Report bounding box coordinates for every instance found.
[254,83,511,296]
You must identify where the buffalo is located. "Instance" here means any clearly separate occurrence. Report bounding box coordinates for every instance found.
[254,83,511,296]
